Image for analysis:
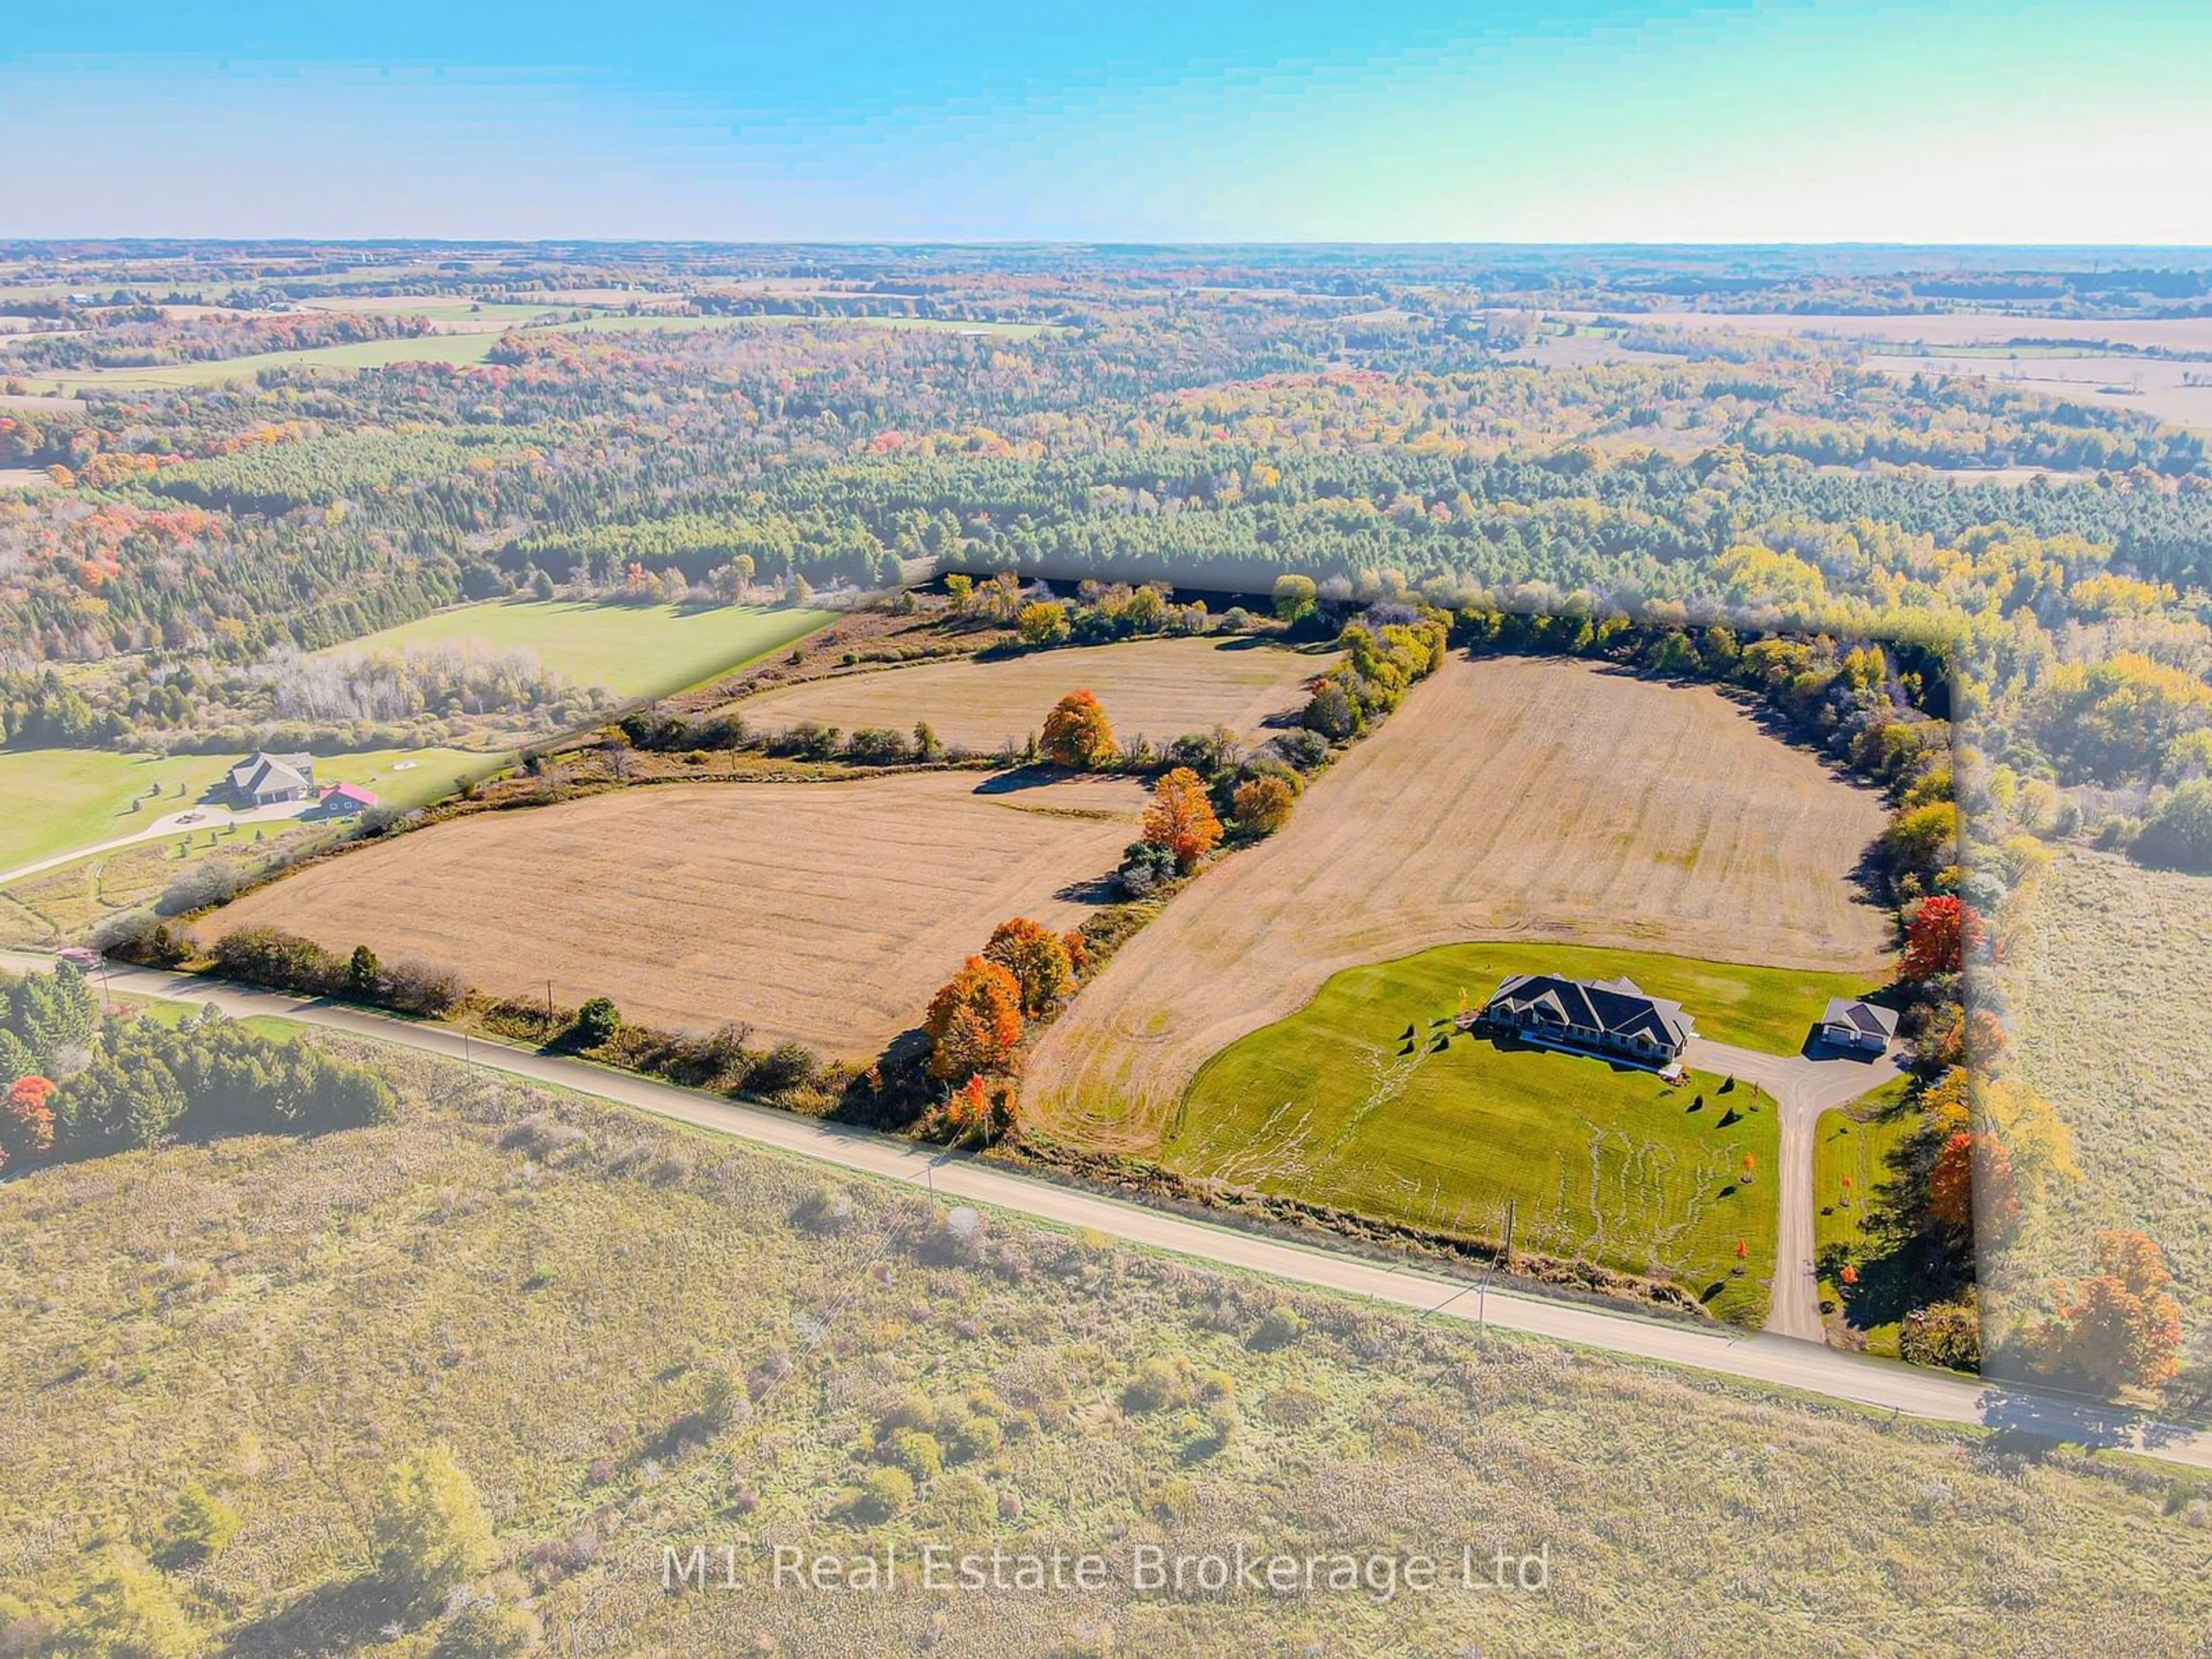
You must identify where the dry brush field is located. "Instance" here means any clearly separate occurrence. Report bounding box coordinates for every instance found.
[199,774,1149,1058]
[730,636,1340,751]
[6,1047,2209,1657]
[1995,848,2212,1342]
[1028,655,1894,1152]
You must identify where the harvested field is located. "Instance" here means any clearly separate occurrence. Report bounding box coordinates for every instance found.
[730,636,1339,752]
[197,772,1149,1059]
[1028,654,1893,1153]
[1566,309,2212,353]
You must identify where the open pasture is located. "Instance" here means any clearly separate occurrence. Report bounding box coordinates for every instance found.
[22,332,509,391]
[732,636,1339,752]
[195,772,1150,1058]
[1864,350,2212,434]
[1027,654,1893,1152]
[321,599,838,700]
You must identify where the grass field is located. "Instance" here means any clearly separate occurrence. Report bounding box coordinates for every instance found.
[0,749,238,875]
[1997,848,2212,1341]
[196,773,1149,1057]
[1028,654,1895,1153]
[1812,1080,1918,1354]
[3,1043,2205,1657]
[733,636,1340,751]
[0,744,497,881]
[20,333,509,391]
[1171,943,1808,1320]
[0,745,501,953]
[321,600,838,700]
[10,312,1047,393]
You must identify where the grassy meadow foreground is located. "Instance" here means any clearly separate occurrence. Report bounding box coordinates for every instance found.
[1999,849,2212,1345]
[1028,654,1894,1153]
[732,636,1340,752]
[196,773,1147,1056]
[3,1039,2208,1658]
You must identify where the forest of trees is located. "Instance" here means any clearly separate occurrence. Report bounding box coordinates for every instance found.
[0,964,395,1173]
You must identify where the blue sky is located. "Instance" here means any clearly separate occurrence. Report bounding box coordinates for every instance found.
[5,1,2208,241]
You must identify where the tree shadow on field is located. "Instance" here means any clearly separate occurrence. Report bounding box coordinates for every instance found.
[972,766,1068,796]
[1052,872,1123,904]
[224,1573,405,1659]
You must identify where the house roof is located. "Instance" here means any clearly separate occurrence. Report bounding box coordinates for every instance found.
[325,783,378,805]
[1483,972,1695,1051]
[230,752,313,797]
[1822,997,1899,1040]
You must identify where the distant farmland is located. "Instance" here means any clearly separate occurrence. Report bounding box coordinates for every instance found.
[320,600,838,701]
[1028,654,1893,1152]
[732,636,1340,752]
[196,773,1149,1058]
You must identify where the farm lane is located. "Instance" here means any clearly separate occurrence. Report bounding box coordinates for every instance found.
[1682,1036,1905,1343]
[12,949,2206,1472]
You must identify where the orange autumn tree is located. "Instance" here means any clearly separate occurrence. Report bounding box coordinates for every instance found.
[924,957,1024,1081]
[1142,767,1223,870]
[983,917,1074,1018]
[1,1075,58,1169]
[1040,690,1116,770]
[2035,1230,2186,1395]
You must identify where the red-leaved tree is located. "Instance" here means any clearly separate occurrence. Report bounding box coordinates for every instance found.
[1902,895,1986,980]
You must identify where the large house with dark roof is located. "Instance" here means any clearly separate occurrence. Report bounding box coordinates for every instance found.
[228,751,316,806]
[1463,972,1696,1068]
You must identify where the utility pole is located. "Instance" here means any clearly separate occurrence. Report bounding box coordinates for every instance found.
[1478,1198,1516,1337]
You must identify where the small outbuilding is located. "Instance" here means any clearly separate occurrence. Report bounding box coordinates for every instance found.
[1819,997,1898,1054]
[317,782,380,817]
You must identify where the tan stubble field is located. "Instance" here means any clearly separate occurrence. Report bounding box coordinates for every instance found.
[1025,654,1895,1152]
[199,773,1149,1059]
[728,635,1340,752]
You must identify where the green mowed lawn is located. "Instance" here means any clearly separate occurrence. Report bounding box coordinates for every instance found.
[117,996,303,1044]
[1812,1079,1920,1355]
[0,744,497,879]
[0,749,238,874]
[1171,941,1839,1325]
[320,600,838,699]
